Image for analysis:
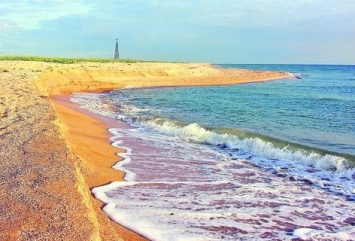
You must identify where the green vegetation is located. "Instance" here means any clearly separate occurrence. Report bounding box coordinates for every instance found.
[0,55,147,64]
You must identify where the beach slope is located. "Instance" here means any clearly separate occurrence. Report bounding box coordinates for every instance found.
[0,60,293,240]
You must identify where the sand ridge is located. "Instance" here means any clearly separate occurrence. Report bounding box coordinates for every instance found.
[0,60,294,240]
[36,62,293,95]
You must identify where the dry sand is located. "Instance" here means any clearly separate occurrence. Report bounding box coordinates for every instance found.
[0,60,293,240]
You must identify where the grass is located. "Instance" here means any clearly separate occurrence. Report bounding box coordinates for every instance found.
[0,55,148,64]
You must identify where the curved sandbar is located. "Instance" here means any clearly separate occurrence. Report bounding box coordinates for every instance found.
[0,60,293,240]
[37,62,293,95]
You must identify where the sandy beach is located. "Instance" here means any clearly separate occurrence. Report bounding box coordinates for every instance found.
[0,60,293,240]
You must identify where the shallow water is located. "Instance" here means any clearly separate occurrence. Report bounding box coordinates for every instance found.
[92,126,355,240]
[108,64,355,157]
[71,64,355,240]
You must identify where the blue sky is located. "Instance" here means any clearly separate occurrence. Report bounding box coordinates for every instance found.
[1,0,354,64]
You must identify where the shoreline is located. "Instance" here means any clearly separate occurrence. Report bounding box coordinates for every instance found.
[0,60,293,240]
[50,73,294,240]
[51,93,149,241]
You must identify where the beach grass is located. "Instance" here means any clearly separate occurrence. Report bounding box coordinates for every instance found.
[0,55,147,64]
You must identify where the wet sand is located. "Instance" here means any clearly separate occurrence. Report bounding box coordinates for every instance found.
[0,60,293,240]
[51,95,148,241]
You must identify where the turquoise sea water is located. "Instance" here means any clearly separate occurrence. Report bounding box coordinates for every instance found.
[112,64,355,158]
[72,64,355,240]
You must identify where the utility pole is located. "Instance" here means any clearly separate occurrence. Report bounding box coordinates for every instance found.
[114,39,119,59]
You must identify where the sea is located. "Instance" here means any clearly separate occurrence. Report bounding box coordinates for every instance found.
[71,64,355,240]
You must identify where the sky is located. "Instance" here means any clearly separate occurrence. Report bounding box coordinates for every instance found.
[0,0,355,64]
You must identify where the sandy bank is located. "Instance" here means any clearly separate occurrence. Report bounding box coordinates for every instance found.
[36,62,293,95]
[0,60,293,240]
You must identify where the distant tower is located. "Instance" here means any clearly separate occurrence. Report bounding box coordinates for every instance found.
[114,39,119,60]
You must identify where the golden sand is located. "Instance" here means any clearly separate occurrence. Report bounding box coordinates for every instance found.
[0,60,293,240]
[52,95,147,241]
[37,62,292,95]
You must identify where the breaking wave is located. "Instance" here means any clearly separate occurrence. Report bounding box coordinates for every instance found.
[137,119,355,198]
[70,92,355,198]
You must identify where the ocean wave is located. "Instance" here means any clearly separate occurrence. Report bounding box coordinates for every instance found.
[291,72,303,79]
[144,120,349,170]
[139,119,355,197]
[70,92,355,198]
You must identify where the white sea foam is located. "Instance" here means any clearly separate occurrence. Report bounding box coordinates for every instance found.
[92,126,355,241]
[70,92,117,117]
[109,129,136,181]
[71,92,355,196]
[73,91,355,240]
[89,125,355,240]
[140,120,355,196]
[292,72,303,79]
[292,228,353,240]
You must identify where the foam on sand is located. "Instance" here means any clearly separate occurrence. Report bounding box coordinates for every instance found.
[92,125,355,240]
